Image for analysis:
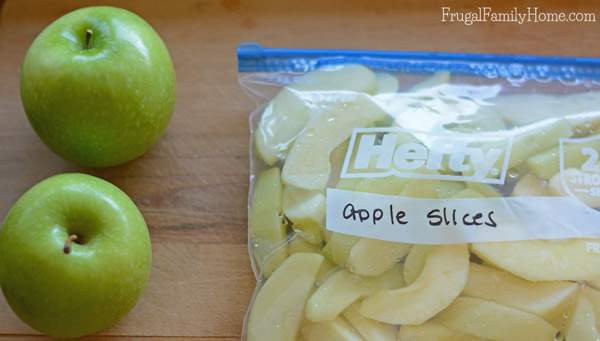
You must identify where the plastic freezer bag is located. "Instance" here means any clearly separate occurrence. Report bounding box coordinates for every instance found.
[237,43,600,341]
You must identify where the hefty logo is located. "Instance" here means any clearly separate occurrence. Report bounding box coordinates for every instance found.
[340,128,513,184]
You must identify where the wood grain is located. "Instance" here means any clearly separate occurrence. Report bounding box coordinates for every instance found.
[1,0,600,339]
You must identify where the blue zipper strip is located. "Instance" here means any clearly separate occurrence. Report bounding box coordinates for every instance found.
[237,43,600,81]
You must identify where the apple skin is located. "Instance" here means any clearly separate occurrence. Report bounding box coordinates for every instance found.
[0,173,152,338]
[20,6,176,167]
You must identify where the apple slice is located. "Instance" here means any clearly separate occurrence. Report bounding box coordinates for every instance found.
[282,93,388,190]
[306,264,404,322]
[564,294,600,341]
[491,92,600,127]
[283,186,325,245]
[549,168,600,207]
[343,302,397,341]
[346,238,411,276]
[336,176,410,196]
[410,71,450,91]
[306,269,371,322]
[465,182,501,197]
[254,89,312,165]
[360,244,469,324]
[435,297,558,341]
[255,65,378,165]
[374,73,399,94]
[301,317,365,341]
[471,238,600,281]
[403,244,434,285]
[435,181,466,199]
[400,179,442,198]
[246,253,324,341]
[288,235,321,254]
[291,64,377,93]
[398,321,485,341]
[527,138,600,180]
[325,233,361,267]
[463,263,578,321]
[586,279,600,290]
[249,168,287,277]
[582,286,600,330]
[452,296,563,338]
[512,172,550,196]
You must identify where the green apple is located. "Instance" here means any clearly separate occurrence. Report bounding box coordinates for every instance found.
[20,6,176,167]
[0,173,152,338]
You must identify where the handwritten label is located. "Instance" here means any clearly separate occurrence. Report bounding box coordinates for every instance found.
[326,189,600,244]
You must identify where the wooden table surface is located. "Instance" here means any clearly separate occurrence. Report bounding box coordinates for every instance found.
[1,0,600,339]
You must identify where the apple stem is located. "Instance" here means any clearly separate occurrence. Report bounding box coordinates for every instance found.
[84,29,93,49]
[63,234,78,254]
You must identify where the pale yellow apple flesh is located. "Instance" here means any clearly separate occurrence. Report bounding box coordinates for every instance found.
[306,264,404,322]
[374,73,399,94]
[403,244,434,285]
[301,317,364,341]
[325,233,361,267]
[246,253,324,341]
[346,238,411,276]
[462,263,578,321]
[255,64,378,165]
[564,294,600,341]
[527,138,600,180]
[434,297,558,341]
[397,321,485,341]
[549,168,600,207]
[283,186,325,244]
[291,64,377,93]
[471,238,600,281]
[249,168,288,277]
[360,244,469,324]
[282,93,388,190]
[343,302,397,341]
[512,172,550,196]
[410,71,450,91]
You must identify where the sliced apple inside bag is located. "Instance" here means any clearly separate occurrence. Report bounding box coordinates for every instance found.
[283,186,325,245]
[564,294,600,341]
[398,321,485,341]
[249,168,287,277]
[301,316,365,341]
[435,297,558,341]
[360,244,469,324]
[255,89,313,165]
[482,119,573,171]
[374,73,399,94]
[491,91,600,127]
[247,253,324,341]
[527,138,600,180]
[343,301,397,341]
[512,172,551,196]
[586,279,600,291]
[346,238,411,276]
[549,168,600,208]
[410,71,451,92]
[255,65,377,165]
[290,64,377,94]
[471,238,600,281]
[288,234,321,254]
[282,93,388,190]
[336,176,410,195]
[403,244,435,285]
[583,287,600,330]
[306,264,404,322]
[325,232,361,267]
[463,263,578,322]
